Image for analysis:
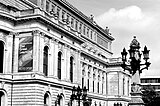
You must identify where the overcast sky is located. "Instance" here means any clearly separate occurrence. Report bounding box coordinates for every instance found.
[67,0,160,77]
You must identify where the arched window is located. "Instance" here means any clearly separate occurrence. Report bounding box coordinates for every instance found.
[57,94,65,106]
[128,80,130,96]
[58,52,62,79]
[0,41,4,73]
[97,82,99,93]
[88,71,90,91]
[82,77,84,88]
[70,56,73,82]
[44,92,50,106]
[43,46,48,76]
[123,78,125,95]
[93,73,95,93]
[0,91,6,106]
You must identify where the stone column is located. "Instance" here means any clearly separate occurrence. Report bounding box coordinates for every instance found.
[74,50,81,84]
[39,32,45,74]
[66,45,70,82]
[13,33,19,73]
[90,66,93,92]
[32,30,40,72]
[5,33,14,73]
[95,68,98,93]
[48,38,52,76]
[49,38,55,77]
[53,39,59,79]
[61,44,67,81]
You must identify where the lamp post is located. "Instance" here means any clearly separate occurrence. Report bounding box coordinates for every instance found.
[70,86,92,106]
[121,36,151,106]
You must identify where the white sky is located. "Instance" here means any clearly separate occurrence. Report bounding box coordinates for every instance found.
[67,0,160,77]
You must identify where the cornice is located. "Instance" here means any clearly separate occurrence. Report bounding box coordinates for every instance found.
[58,0,115,41]
[0,11,16,21]
[16,14,86,43]
[81,50,109,67]
[108,62,123,67]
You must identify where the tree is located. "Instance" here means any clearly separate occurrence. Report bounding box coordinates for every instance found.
[142,85,158,106]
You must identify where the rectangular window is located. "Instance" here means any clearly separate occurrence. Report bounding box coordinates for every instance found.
[83,26,86,35]
[79,23,82,33]
[62,10,65,21]
[71,18,74,28]
[75,20,78,31]
[66,14,70,24]
[90,31,93,39]
[87,28,89,37]
[46,0,49,12]
[57,7,60,19]
[18,36,33,72]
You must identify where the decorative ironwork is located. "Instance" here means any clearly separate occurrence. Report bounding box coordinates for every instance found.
[121,36,151,75]
[70,86,92,106]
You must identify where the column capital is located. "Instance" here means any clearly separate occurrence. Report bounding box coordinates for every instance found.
[32,30,41,36]
[9,32,19,37]
[54,39,59,44]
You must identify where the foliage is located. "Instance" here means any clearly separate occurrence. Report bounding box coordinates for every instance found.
[142,85,159,106]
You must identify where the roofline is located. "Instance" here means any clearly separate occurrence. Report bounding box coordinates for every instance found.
[141,76,160,79]
[58,0,115,41]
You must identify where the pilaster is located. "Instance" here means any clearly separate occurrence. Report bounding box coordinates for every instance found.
[5,33,13,73]
[32,30,40,72]
[61,44,67,81]
[48,38,52,76]
[13,33,19,73]
[66,45,71,82]
[53,39,59,79]
[89,66,93,92]
[39,32,45,74]
[76,50,81,84]
[49,38,55,77]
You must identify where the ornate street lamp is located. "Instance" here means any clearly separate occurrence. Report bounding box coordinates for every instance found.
[70,86,92,106]
[121,36,151,75]
[121,36,151,106]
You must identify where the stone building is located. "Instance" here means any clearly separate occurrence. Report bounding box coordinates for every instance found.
[141,76,160,95]
[0,0,131,106]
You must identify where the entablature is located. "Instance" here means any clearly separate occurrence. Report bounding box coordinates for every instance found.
[0,0,114,52]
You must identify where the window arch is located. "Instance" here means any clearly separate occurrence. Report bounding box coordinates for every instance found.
[70,56,74,82]
[44,92,51,106]
[123,78,125,95]
[58,52,62,79]
[43,46,49,76]
[0,41,4,73]
[57,93,65,106]
[0,91,7,106]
